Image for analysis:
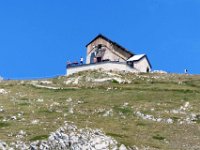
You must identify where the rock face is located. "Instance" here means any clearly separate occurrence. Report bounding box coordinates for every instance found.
[1,122,127,150]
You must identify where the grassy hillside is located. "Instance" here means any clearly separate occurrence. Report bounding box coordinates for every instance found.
[0,70,200,149]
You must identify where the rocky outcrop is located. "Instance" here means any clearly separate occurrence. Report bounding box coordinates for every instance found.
[0,122,129,150]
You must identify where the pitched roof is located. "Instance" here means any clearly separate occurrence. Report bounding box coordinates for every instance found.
[127,54,145,61]
[86,34,134,56]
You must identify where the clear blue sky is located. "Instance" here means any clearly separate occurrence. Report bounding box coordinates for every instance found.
[0,0,199,79]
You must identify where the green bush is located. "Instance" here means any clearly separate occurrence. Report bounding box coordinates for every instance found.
[113,106,133,115]
[30,134,49,141]
[112,79,119,84]
[152,134,165,140]
[0,122,10,128]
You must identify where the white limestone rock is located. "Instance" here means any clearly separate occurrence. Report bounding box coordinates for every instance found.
[10,116,17,120]
[31,119,39,125]
[103,109,113,117]
[40,80,52,85]
[37,98,44,102]
[119,144,127,150]
[0,89,8,94]
[0,140,8,150]
[0,106,4,112]
[166,118,173,124]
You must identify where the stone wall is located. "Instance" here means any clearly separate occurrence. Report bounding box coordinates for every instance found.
[66,62,137,75]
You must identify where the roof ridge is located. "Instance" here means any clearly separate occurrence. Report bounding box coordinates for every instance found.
[85,34,134,56]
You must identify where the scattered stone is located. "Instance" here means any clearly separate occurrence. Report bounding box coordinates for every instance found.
[151,108,155,111]
[106,87,112,91]
[123,102,129,107]
[0,89,8,94]
[94,77,129,84]
[0,106,4,112]
[103,109,113,117]
[156,118,162,122]
[2,118,7,122]
[31,81,61,90]
[95,78,112,83]
[17,112,24,118]
[170,109,180,114]
[66,98,72,103]
[18,130,26,136]
[151,70,167,74]
[68,107,74,114]
[131,145,139,150]
[64,79,73,85]
[37,98,44,102]
[105,72,122,77]
[166,118,173,124]
[11,116,17,120]
[119,144,127,150]
[31,119,39,125]
[7,132,13,137]
[135,111,174,124]
[180,102,190,111]
[51,102,60,106]
[73,76,82,85]
[77,100,84,104]
[40,80,52,85]
[169,102,198,124]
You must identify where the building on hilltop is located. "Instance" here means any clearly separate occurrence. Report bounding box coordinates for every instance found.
[66,34,152,75]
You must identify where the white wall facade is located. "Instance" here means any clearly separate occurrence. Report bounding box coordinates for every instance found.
[67,62,138,76]
[133,57,151,72]
[87,47,126,64]
[86,37,132,64]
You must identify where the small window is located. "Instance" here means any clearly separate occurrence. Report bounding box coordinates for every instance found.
[97,57,102,62]
[97,44,102,49]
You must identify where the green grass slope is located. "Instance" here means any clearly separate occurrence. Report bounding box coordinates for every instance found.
[0,70,200,149]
